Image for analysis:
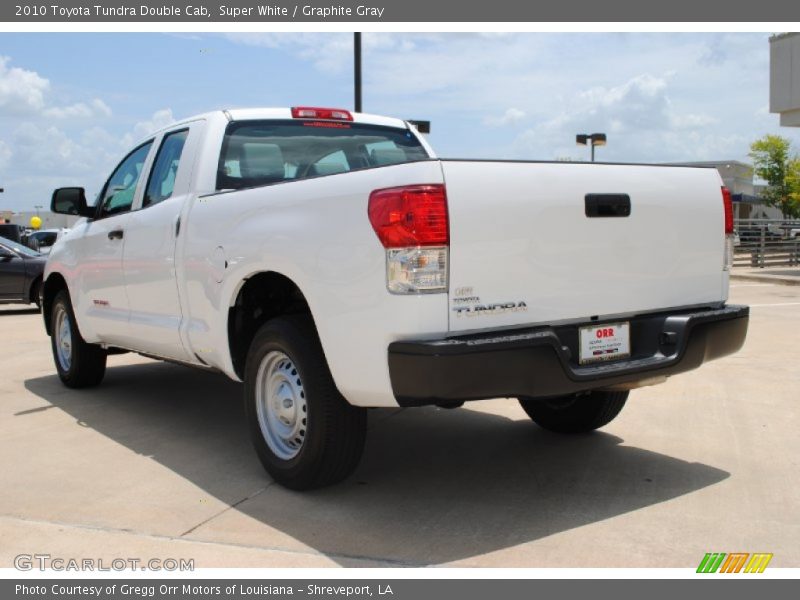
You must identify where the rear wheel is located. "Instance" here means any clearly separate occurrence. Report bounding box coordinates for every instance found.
[50,290,107,388]
[518,390,628,433]
[244,315,367,490]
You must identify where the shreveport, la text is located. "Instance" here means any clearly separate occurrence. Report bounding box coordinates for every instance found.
[15,584,393,597]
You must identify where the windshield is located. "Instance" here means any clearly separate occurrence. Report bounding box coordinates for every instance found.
[0,236,41,257]
[30,231,58,245]
[217,120,429,191]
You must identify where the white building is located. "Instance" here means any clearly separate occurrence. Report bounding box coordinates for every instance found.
[770,33,800,127]
[665,160,783,220]
[2,210,80,229]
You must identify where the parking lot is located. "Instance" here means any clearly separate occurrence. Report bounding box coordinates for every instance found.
[1,281,798,568]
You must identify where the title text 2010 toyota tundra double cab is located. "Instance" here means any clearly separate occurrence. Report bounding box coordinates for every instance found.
[44,107,749,489]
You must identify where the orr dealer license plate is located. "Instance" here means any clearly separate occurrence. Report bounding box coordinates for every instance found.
[578,322,631,364]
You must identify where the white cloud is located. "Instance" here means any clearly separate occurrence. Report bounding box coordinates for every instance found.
[222,32,510,75]
[0,140,11,170]
[223,33,353,72]
[512,71,726,162]
[670,113,718,129]
[43,98,112,119]
[132,108,175,138]
[0,55,50,114]
[118,108,176,148]
[0,55,114,125]
[484,108,526,127]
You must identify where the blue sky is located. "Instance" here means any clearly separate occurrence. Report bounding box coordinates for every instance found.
[2,32,800,211]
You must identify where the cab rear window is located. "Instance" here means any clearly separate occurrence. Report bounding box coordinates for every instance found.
[216,120,429,191]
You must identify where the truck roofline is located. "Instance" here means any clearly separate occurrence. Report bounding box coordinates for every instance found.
[223,107,410,130]
[437,158,721,169]
[129,107,414,149]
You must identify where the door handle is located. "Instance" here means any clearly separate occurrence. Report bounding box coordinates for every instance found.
[108,230,124,240]
[585,194,631,218]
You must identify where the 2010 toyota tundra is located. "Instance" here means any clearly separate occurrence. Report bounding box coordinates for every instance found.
[43,106,749,489]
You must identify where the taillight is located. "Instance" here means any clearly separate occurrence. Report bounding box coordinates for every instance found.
[368,185,448,247]
[722,186,734,271]
[722,186,734,234]
[368,184,449,294]
[291,106,353,121]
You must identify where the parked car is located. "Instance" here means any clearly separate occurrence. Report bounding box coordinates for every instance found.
[737,227,784,243]
[43,106,749,490]
[26,228,69,255]
[0,235,45,308]
[0,223,26,244]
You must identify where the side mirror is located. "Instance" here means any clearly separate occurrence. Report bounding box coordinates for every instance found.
[51,187,93,217]
[0,247,15,259]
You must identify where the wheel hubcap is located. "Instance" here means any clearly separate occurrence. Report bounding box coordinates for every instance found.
[255,351,307,460]
[54,304,72,371]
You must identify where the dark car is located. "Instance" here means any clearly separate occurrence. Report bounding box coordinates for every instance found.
[737,227,784,243]
[0,235,45,308]
[0,223,26,243]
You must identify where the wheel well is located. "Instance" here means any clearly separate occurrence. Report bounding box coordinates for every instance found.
[228,272,312,379]
[42,273,68,335]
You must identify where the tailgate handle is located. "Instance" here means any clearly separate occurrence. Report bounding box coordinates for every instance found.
[585,194,631,218]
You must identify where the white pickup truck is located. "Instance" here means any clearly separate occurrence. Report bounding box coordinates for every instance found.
[44,107,749,489]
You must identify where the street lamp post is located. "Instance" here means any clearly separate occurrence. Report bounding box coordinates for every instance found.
[576,133,607,162]
[354,32,362,113]
[34,205,42,217]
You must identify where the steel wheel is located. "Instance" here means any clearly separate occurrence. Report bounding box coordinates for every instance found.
[244,315,367,489]
[255,351,308,460]
[49,290,106,388]
[53,303,73,372]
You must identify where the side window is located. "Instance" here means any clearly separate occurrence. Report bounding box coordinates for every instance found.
[309,150,349,177]
[144,129,189,208]
[364,140,408,166]
[98,142,153,218]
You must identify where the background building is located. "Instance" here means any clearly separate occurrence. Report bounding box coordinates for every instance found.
[1,209,79,230]
[770,32,800,127]
[666,160,782,220]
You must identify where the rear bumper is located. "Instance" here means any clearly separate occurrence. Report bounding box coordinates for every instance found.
[388,305,749,407]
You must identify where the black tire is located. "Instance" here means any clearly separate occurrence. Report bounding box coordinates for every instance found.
[50,289,107,388]
[518,390,629,433]
[244,315,367,490]
[30,277,42,309]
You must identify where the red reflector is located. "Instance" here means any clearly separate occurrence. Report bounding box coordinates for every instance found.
[722,186,734,234]
[368,185,449,248]
[291,106,353,121]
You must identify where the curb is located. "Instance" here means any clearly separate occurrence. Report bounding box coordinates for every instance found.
[731,273,800,286]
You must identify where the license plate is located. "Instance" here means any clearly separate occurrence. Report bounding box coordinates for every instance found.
[579,322,631,365]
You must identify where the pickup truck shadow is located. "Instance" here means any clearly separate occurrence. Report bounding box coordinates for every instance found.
[25,362,729,566]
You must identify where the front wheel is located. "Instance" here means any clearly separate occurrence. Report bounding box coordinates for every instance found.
[50,290,107,388]
[518,390,629,433]
[244,315,367,490]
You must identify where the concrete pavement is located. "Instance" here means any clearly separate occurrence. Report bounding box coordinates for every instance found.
[731,266,800,286]
[1,282,798,568]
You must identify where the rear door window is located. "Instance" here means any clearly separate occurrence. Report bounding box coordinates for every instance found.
[144,129,189,207]
[216,120,429,191]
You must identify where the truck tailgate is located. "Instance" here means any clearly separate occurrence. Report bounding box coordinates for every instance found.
[442,160,727,333]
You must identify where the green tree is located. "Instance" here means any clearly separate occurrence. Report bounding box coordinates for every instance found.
[749,135,800,218]
[787,158,800,216]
